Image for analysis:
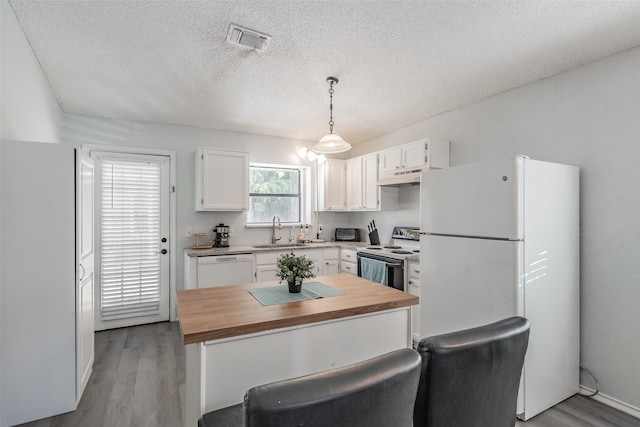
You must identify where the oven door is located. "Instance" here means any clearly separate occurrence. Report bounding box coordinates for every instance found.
[357,252,405,291]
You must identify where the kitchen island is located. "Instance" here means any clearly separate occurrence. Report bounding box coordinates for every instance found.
[177,273,418,426]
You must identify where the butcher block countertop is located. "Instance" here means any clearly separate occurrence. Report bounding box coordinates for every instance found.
[176,273,419,345]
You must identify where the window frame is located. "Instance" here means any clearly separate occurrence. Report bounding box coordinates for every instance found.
[247,163,311,226]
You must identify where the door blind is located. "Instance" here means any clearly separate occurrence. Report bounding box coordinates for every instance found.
[100,160,161,319]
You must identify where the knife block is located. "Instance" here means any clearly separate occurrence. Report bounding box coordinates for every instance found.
[368,230,380,245]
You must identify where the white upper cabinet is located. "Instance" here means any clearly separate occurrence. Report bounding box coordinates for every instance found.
[362,153,379,209]
[402,140,429,170]
[378,138,449,177]
[318,159,347,211]
[196,148,249,211]
[379,146,403,175]
[346,157,363,210]
[347,153,380,211]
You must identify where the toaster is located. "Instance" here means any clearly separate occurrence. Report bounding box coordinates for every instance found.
[335,228,361,242]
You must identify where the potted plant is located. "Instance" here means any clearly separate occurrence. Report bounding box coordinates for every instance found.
[276,252,315,293]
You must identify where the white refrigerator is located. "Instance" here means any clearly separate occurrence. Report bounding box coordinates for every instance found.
[419,155,579,420]
[1,140,94,426]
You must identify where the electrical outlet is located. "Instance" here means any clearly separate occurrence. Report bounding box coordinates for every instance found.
[186,227,192,237]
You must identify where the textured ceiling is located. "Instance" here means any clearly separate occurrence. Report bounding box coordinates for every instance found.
[8,0,640,145]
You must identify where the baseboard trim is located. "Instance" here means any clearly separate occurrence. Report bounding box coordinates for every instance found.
[580,386,640,419]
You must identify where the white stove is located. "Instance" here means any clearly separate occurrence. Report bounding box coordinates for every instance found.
[357,226,420,259]
[357,244,420,260]
[356,226,420,290]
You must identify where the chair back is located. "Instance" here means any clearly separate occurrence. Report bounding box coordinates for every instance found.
[244,348,421,427]
[413,316,530,427]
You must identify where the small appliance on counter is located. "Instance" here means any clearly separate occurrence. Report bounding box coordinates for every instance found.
[335,228,361,242]
[213,223,230,248]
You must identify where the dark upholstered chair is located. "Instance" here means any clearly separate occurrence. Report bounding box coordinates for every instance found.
[199,348,421,427]
[413,316,530,427]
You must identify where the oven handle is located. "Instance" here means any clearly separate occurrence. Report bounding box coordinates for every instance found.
[357,252,404,268]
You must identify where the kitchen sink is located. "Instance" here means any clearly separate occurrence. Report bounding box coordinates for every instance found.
[252,243,310,249]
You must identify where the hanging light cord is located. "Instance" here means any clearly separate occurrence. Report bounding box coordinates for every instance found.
[579,366,600,397]
[328,79,335,134]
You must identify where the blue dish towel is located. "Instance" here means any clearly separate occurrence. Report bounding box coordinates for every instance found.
[360,257,388,286]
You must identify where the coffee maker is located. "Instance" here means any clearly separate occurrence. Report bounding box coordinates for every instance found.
[213,224,230,248]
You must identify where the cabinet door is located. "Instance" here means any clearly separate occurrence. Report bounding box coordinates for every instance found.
[323,260,340,275]
[362,153,379,210]
[346,157,363,210]
[196,148,248,211]
[319,159,346,211]
[408,280,420,343]
[256,265,279,282]
[378,147,402,174]
[402,140,426,170]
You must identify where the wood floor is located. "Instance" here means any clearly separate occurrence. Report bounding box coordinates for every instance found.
[18,321,639,427]
[18,322,184,427]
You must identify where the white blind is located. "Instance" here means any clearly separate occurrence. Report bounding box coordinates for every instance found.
[100,160,161,319]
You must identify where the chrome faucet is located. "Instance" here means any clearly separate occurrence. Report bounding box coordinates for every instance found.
[271,216,282,244]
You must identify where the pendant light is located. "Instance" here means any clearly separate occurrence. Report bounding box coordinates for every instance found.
[313,76,351,154]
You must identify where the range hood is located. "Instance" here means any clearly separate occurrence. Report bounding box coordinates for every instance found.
[377,168,423,186]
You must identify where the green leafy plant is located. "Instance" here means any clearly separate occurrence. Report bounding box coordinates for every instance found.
[276,252,315,285]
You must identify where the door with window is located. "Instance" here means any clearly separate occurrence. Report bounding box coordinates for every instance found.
[94,152,170,330]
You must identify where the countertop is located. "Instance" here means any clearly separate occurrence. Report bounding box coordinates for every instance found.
[176,273,419,344]
[185,241,370,256]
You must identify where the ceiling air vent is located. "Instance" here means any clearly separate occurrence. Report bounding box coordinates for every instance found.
[226,24,271,51]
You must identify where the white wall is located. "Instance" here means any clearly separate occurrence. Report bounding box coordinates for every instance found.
[353,46,640,414]
[0,0,62,143]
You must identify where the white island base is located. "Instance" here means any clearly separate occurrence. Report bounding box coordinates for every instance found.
[185,307,411,426]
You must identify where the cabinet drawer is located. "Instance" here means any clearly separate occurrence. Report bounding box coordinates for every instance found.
[408,261,421,279]
[255,252,281,265]
[323,247,340,260]
[340,261,357,275]
[255,249,322,265]
[340,249,357,263]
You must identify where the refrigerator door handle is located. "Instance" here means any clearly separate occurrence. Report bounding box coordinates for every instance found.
[423,232,523,242]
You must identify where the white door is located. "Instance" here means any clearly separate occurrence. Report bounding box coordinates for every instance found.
[76,150,95,399]
[421,157,523,239]
[419,235,523,338]
[94,152,171,330]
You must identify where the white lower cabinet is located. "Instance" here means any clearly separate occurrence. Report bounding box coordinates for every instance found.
[254,249,323,282]
[322,248,340,275]
[340,248,358,275]
[407,260,421,346]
